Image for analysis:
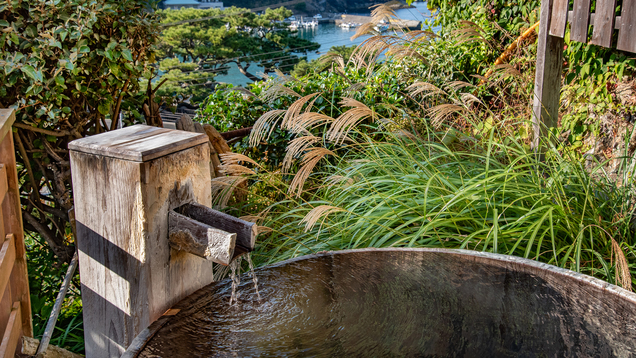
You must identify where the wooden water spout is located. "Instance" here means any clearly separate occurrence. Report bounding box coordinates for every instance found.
[69,125,253,357]
[168,203,256,265]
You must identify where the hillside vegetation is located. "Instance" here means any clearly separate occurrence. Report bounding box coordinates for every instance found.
[197,1,636,292]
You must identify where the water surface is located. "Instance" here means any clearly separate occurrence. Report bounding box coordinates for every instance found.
[136,249,636,357]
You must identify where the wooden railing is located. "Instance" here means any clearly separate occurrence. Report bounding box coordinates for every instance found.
[0,109,32,357]
[533,0,636,146]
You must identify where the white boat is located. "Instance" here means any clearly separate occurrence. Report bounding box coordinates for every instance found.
[303,19,318,27]
[313,14,322,19]
[341,22,360,29]
[288,21,298,30]
[374,23,389,32]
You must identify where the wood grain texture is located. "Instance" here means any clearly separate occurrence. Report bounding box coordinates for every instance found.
[175,203,257,250]
[71,130,213,357]
[0,276,11,343]
[533,0,564,148]
[571,0,592,43]
[0,235,15,310]
[549,0,569,37]
[169,211,236,264]
[591,0,617,47]
[0,123,32,338]
[0,166,7,207]
[617,0,636,53]
[0,111,14,147]
[0,302,20,358]
[68,124,208,162]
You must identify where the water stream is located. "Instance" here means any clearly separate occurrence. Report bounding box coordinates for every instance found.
[228,256,242,305]
[245,253,261,302]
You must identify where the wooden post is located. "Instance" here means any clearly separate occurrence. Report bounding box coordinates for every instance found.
[532,0,564,149]
[69,125,215,357]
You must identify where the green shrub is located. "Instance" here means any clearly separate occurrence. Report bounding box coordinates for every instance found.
[0,0,159,264]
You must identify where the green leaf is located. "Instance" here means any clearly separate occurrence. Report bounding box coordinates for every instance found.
[79,46,90,53]
[0,20,9,27]
[20,65,38,81]
[98,102,111,115]
[121,49,133,62]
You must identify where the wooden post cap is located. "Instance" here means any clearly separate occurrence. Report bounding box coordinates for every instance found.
[68,124,208,162]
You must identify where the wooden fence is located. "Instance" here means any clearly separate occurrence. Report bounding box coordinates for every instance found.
[0,109,32,357]
[533,0,636,146]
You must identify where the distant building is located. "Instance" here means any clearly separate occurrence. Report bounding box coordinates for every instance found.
[198,0,224,9]
[162,0,224,10]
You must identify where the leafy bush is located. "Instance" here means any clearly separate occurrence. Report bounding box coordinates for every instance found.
[0,0,159,263]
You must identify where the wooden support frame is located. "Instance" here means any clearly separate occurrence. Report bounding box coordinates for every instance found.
[533,0,563,149]
[70,125,216,357]
[533,0,636,147]
[0,109,33,357]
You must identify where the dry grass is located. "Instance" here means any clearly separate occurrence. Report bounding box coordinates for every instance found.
[260,83,301,103]
[282,92,321,129]
[282,135,321,173]
[301,205,345,232]
[219,153,261,167]
[249,109,286,146]
[211,176,248,207]
[326,98,374,144]
[288,147,336,197]
[451,20,487,45]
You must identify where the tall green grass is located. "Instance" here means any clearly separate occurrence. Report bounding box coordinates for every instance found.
[248,129,636,290]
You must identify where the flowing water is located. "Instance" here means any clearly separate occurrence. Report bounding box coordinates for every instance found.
[136,250,636,357]
[245,253,261,302]
[228,256,242,305]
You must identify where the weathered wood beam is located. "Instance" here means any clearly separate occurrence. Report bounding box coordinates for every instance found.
[168,211,236,265]
[533,0,564,149]
[173,203,257,250]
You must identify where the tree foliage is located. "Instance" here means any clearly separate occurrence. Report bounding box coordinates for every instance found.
[0,0,159,263]
[154,7,319,102]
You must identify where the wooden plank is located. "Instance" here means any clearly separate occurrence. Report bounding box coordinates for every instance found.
[533,0,564,148]
[0,165,7,208]
[169,211,236,265]
[0,132,32,338]
[0,235,15,306]
[617,0,636,53]
[0,302,21,358]
[175,203,258,250]
[68,124,208,162]
[549,0,569,37]
[590,0,617,47]
[571,0,592,43]
[0,111,14,147]
[0,284,12,344]
[568,11,622,30]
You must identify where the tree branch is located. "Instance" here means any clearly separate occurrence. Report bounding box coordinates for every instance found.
[14,131,42,207]
[22,210,72,263]
[13,122,71,137]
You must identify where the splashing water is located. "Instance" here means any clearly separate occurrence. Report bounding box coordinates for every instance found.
[245,253,261,301]
[228,256,242,306]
